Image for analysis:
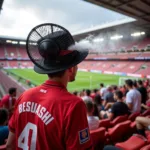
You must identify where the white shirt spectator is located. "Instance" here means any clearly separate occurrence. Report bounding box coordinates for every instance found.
[100,87,108,99]
[126,89,141,113]
[82,96,93,101]
[87,116,99,130]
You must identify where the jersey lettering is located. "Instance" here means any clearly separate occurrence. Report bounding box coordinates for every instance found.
[18,123,37,150]
[18,102,54,125]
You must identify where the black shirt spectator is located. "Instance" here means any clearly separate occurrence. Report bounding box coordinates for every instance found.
[111,102,129,118]
[137,80,147,104]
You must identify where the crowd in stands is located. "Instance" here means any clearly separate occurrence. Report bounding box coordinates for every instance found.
[0,79,150,149]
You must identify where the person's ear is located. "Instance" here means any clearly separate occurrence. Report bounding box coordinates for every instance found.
[68,67,73,73]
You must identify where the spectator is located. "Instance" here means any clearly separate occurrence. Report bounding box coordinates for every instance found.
[125,79,141,113]
[137,80,147,104]
[112,85,118,93]
[0,108,9,145]
[93,94,104,111]
[73,91,78,96]
[136,116,150,137]
[6,25,92,149]
[100,83,108,100]
[1,87,17,112]
[84,100,99,130]
[90,89,98,99]
[133,80,138,89]
[82,89,93,101]
[103,86,115,107]
[100,91,129,120]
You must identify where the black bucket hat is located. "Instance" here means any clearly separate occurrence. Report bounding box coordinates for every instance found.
[26,23,88,74]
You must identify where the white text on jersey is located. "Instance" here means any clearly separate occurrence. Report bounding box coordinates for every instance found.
[18,102,54,125]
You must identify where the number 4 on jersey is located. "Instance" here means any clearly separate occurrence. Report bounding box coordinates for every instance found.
[18,123,37,150]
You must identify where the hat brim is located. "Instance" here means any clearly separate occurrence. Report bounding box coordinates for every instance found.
[34,50,88,74]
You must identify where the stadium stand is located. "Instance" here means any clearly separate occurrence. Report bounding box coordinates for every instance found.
[0,70,25,97]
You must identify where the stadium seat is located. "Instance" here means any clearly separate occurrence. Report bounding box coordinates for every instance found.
[106,120,131,143]
[0,144,6,150]
[99,119,111,129]
[130,121,136,134]
[140,145,150,150]
[116,134,147,150]
[142,110,150,116]
[128,112,141,122]
[110,115,128,127]
[90,127,106,149]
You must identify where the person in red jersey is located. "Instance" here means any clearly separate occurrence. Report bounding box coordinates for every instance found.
[6,23,93,150]
[1,87,17,112]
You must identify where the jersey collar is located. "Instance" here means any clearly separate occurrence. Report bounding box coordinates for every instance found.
[43,80,66,89]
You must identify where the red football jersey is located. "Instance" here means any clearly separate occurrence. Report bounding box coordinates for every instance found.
[9,80,93,150]
[1,95,16,110]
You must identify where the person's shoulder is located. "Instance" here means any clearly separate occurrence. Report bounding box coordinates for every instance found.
[1,94,9,100]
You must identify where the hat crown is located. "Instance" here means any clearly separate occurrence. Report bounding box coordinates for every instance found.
[38,31,75,59]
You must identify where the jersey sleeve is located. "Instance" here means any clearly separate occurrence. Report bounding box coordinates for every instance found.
[64,99,93,150]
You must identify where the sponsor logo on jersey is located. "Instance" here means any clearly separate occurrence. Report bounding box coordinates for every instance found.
[79,128,90,144]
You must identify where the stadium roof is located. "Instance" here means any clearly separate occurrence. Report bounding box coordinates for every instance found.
[73,0,150,41]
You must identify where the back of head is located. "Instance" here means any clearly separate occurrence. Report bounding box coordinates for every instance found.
[94,94,102,105]
[86,89,91,96]
[138,80,143,86]
[93,89,98,94]
[114,90,123,100]
[125,79,133,88]
[9,87,16,95]
[84,100,94,113]
[107,86,112,92]
[100,83,104,87]
[0,108,9,125]
[133,80,137,88]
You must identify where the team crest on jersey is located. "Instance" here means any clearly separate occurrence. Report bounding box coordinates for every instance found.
[79,128,90,144]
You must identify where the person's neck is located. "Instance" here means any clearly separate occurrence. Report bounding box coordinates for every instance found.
[48,77,68,88]
[87,113,93,116]
[128,87,133,90]
[117,99,122,102]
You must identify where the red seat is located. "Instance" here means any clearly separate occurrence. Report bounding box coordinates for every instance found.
[110,115,128,127]
[0,145,6,150]
[107,120,131,143]
[128,112,141,122]
[90,127,106,149]
[116,135,147,150]
[99,119,110,129]
[142,110,150,116]
[140,145,150,150]
[130,121,136,134]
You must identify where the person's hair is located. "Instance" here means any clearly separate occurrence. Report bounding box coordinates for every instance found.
[0,108,9,125]
[138,80,143,85]
[9,87,17,95]
[48,70,65,78]
[100,83,104,87]
[125,79,133,87]
[133,80,137,88]
[113,85,117,91]
[86,89,91,96]
[93,103,99,118]
[73,91,78,96]
[84,100,94,113]
[114,90,123,100]
[94,94,102,105]
[93,89,98,93]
